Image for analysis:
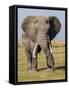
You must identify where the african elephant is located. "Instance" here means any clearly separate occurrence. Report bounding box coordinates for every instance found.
[21,16,61,71]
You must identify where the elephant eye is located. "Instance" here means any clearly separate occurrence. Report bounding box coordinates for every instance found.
[46,20,49,24]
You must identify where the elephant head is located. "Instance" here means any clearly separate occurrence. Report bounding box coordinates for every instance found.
[22,16,49,42]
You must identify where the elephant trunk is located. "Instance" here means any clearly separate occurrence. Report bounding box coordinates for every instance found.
[37,31,48,51]
[32,31,52,58]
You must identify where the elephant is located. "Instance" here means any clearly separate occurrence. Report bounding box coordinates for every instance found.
[21,16,61,71]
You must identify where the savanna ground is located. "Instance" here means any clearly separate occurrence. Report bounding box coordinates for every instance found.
[18,40,65,82]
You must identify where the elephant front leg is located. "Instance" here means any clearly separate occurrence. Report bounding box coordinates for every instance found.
[46,53,55,71]
[32,43,38,71]
[47,50,55,70]
[44,46,55,71]
[32,55,37,71]
[25,50,32,71]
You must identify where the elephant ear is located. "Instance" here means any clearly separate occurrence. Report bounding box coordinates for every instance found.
[48,16,61,40]
[21,16,37,42]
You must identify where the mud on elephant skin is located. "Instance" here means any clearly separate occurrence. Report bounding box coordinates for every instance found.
[21,16,61,71]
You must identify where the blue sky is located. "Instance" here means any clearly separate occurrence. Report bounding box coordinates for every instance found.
[18,8,65,41]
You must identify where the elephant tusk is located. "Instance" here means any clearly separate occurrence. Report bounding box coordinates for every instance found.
[33,42,38,58]
[49,43,52,53]
[48,35,52,53]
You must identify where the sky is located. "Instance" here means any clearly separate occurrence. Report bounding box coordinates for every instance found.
[18,8,65,42]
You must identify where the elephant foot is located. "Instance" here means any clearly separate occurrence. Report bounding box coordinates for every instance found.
[47,67,55,71]
[27,67,37,72]
[31,68,37,72]
[27,67,32,71]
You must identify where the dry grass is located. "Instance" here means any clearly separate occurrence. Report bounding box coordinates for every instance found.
[18,40,65,82]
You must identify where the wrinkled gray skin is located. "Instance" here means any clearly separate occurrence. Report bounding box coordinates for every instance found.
[21,16,61,71]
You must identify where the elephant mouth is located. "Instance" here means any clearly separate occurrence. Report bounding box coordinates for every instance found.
[37,45,41,53]
[32,42,53,58]
[33,43,41,58]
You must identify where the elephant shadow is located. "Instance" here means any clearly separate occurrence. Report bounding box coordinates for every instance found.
[37,66,65,72]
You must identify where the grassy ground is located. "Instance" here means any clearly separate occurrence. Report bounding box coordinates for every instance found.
[18,40,65,82]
